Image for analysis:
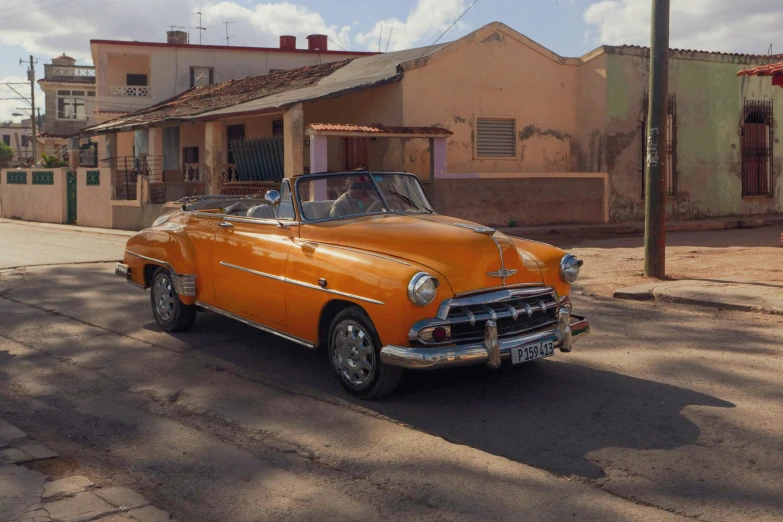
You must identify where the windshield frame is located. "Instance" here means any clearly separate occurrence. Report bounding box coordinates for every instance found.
[293,171,435,223]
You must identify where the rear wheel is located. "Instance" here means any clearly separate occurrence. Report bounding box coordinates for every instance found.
[328,306,402,400]
[150,267,197,332]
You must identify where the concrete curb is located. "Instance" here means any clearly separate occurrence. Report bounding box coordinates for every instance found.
[0,218,135,238]
[499,214,783,237]
[613,281,783,315]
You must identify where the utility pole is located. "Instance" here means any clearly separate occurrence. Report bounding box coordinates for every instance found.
[643,0,669,278]
[19,55,38,163]
[223,21,235,46]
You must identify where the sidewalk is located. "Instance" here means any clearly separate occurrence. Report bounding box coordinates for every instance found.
[614,279,783,315]
[0,219,135,238]
[1,418,176,522]
[499,213,783,238]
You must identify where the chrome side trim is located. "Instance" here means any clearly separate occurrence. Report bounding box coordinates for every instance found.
[220,261,384,305]
[223,215,301,226]
[195,301,314,348]
[220,261,286,281]
[125,250,177,275]
[296,241,412,266]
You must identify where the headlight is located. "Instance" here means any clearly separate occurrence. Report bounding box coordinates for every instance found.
[407,272,439,306]
[560,254,583,283]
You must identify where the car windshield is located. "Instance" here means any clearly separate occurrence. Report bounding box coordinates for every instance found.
[296,173,433,221]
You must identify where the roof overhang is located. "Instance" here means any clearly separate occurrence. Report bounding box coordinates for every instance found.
[306,123,452,139]
[736,61,783,88]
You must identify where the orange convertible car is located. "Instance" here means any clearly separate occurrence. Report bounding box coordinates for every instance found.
[116,171,590,399]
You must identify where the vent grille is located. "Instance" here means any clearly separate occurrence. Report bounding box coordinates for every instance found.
[476,118,516,158]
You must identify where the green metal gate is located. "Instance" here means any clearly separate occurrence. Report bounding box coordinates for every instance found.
[229,136,284,181]
[66,171,77,224]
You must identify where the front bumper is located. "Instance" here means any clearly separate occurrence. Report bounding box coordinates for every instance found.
[380,313,590,370]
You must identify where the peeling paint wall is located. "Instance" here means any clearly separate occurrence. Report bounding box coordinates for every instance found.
[605,48,783,221]
[400,27,581,176]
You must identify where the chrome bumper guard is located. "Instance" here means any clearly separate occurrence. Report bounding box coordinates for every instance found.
[380,310,590,370]
[115,262,131,278]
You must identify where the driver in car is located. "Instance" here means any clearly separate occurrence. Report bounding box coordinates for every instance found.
[330,176,380,217]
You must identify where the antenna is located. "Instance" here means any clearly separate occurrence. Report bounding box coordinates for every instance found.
[223,21,235,46]
[378,22,383,53]
[385,26,394,52]
[194,11,207,45]
[769,43,773,55]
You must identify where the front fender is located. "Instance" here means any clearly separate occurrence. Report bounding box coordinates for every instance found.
[509,237,570,297]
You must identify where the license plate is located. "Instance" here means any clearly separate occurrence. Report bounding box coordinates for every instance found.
[511,340,554,364]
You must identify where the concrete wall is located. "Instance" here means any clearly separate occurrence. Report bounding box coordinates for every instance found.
[435,176,606,226]
[0,169,67,223]
[605,48,783,221]
[75,168,112,228]
[111,201,167,231]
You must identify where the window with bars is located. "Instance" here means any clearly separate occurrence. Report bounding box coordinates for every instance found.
[183,146,200,163]
[190,67,214,88]
[32,171,54,185]
[86,171,100,186]
[272,119,284,136]
[641,93,677,196]
[476,117,516,158]
[741,99,774,197]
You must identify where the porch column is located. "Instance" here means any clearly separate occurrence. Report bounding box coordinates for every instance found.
[107,133,118,198]
[205,120,225,195]
[68,138,80,169]
[284,103,304,178]
[309,133,328,200]
[148,127,163,181]
[429,137,447,209]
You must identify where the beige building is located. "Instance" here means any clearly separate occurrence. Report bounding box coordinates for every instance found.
[84,22,783,228]
[0,120,34,167]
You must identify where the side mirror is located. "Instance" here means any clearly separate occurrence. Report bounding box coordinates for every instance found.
[265,190,281,207]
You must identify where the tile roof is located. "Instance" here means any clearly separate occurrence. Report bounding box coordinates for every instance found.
[307,123,452,136]
[614,44,783,59]
[736,61,783,76]
[82,43,450,135]
[83,60,352,134]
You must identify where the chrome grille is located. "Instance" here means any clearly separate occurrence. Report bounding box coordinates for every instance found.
[437,287,558,344]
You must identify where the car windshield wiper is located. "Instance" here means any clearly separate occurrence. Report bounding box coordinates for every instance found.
[388,189,432,213]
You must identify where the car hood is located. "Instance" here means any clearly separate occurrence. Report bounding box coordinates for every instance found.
[298,213,544,295]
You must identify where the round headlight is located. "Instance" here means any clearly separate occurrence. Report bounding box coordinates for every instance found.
[407,272,439,306]
[560,254,582,283]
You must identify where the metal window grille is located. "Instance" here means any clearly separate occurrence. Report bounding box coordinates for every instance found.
[272,119,284,136]
[641,93,677,197]
[742,99,774,197]
[32,171,54,185]
[183,146,200,163]
[86,170,100,186]
[7,171,26,184]
[476,118,516,158]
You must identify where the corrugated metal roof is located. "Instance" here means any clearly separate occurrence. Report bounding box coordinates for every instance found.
[307,123,452,136]
[736,61,783,76]
[82,43,449,135]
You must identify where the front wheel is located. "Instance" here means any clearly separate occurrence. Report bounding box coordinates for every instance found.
[150,267,197,332]
[328,306,402,400]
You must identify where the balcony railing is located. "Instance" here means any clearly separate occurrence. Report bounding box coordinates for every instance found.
[183,163,207,183]
[44,64,95,81]
[108,85,151,97]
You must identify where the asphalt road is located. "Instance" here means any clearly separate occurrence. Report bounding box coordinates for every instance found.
[1,222,782,521]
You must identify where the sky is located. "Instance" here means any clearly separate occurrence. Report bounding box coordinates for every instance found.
[1,0,782,121]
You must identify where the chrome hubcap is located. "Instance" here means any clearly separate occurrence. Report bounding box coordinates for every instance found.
[333,323,374,386]
[153,276,175,321]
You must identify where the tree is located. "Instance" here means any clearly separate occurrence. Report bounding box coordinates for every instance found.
[0,142,13,168]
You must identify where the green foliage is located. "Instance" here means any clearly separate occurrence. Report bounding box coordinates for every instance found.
[0,142,12,167]
[508,217,518,228]
[41,153,67,168]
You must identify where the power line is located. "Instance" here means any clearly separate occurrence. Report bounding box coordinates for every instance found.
[0,0,66,13]
[327,38,347,52]
[428,0,480,49]
[0,0,128,23]
[0,0,80,21]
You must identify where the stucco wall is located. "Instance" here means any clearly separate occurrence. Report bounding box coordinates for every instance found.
[577,53,608,173]
[111,201,167,230]
[400,26,581,176]
[75,168,112,228]
[0,169,67,223]
[605,48,783,221]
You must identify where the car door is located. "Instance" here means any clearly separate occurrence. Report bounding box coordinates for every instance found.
[213,216,296,327]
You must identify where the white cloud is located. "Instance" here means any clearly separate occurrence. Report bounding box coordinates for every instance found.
[584,0,783,54]
[355,0,470,52]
